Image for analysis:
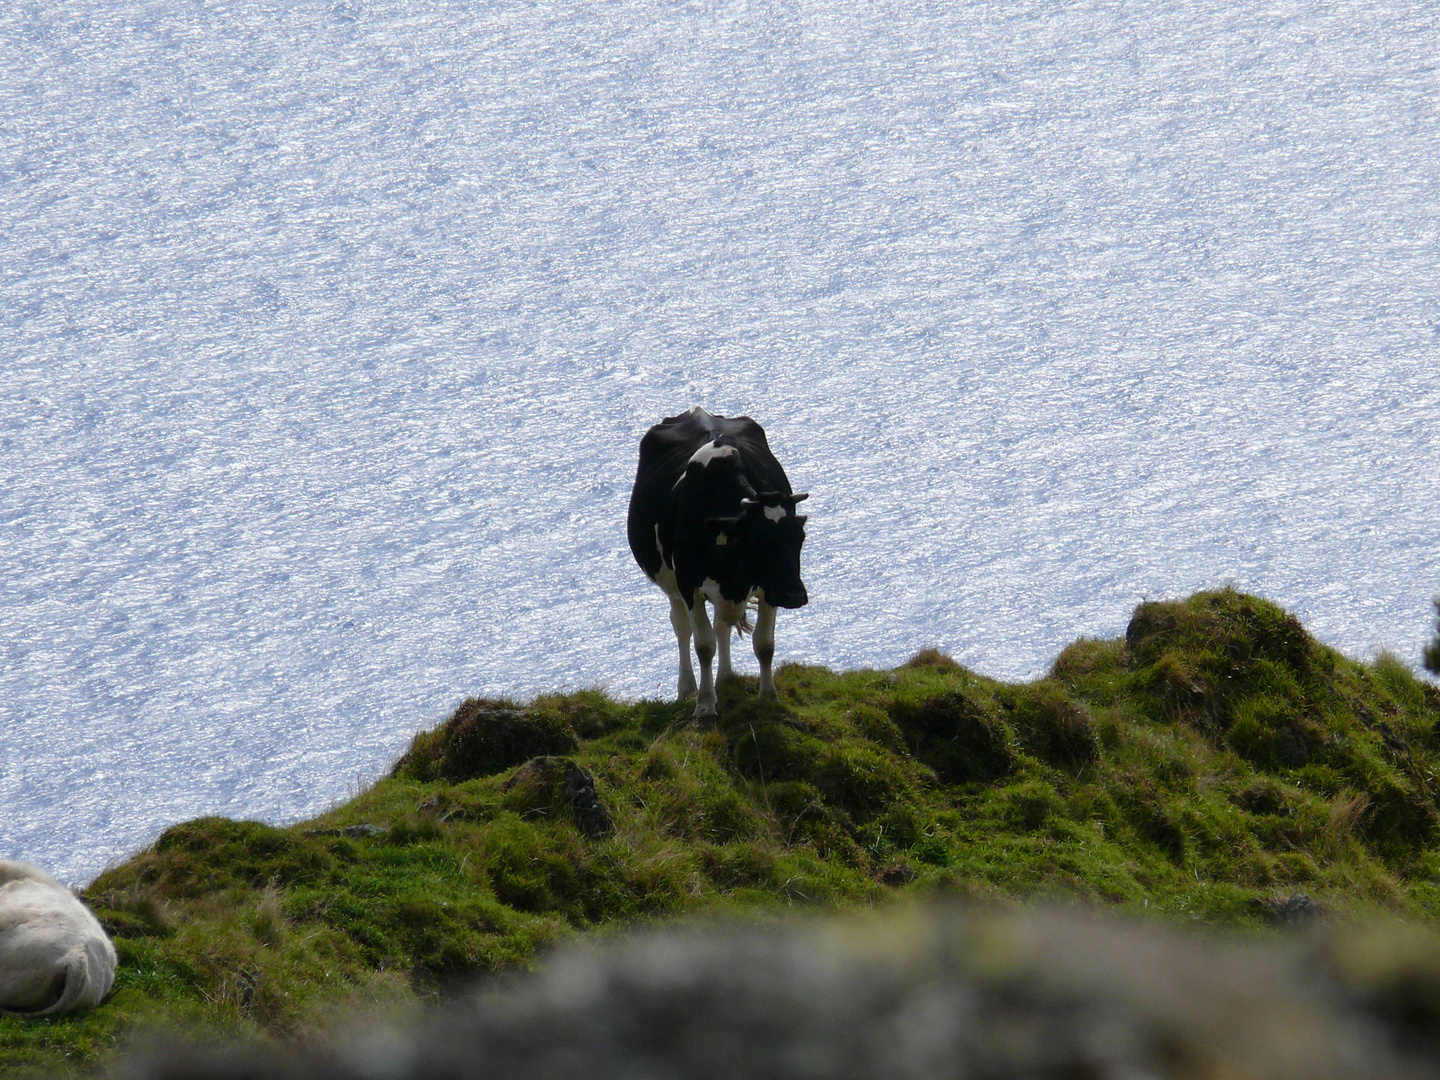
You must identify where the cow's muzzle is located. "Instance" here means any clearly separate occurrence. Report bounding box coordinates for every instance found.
[771,585,808,609]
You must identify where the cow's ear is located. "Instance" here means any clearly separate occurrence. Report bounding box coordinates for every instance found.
[795,516,808,527]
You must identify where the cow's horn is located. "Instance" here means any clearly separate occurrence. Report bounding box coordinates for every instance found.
[787,492,809,504]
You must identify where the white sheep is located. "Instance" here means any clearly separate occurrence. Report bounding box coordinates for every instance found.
[0,859,116,1016]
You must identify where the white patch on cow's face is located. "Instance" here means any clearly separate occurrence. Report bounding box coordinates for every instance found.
[688,440,736,468]
[763,504,786,522]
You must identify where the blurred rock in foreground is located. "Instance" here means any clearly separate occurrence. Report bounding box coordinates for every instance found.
[120,904,1440,1080]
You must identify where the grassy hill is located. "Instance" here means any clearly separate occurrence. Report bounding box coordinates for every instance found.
[6,588,1440,1074]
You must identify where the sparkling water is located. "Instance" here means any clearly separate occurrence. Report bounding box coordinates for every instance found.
[2,0,1437,884]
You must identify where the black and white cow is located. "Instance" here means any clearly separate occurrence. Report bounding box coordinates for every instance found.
[628,407,808,718]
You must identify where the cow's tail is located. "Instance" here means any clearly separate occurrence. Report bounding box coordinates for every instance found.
[734,598,758,638]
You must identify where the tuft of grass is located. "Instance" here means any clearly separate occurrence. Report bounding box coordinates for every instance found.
[7,588,1440,1076]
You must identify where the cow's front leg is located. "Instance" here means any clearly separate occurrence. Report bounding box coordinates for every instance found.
[689,597,718,718]
[668,593,697,700]
[754,599,778,699]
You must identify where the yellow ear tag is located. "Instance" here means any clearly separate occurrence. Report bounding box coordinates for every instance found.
[715,532,728,546]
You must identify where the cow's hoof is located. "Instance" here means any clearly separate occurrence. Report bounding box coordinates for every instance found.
[693,702,718,721]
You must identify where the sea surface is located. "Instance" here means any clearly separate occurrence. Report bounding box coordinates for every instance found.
[2,0,1438,885]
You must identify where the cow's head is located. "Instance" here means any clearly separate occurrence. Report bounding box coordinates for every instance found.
[705,492,809,609]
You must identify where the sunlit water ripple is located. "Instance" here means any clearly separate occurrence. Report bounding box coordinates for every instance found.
[2,0,1437,884]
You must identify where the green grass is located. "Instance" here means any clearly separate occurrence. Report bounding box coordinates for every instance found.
[7,588,1440,1074]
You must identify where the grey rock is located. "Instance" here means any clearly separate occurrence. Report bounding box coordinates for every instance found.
[1274,892,1322,925]
[116,905,1440,1080]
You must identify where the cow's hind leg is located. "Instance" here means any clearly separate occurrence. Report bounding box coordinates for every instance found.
[715,612,735,682]
[689,597,718,719]
[669,593,697,700]
[754,600,778,699]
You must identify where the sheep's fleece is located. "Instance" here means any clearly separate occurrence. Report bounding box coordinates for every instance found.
[0,859,116,1016]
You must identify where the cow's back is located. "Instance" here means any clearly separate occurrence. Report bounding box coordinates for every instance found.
[627,408,790,578]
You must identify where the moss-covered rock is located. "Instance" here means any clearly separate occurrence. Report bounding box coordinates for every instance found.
[501,757,614,838]
[890,687,1015,784]
[392,700,579,781]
